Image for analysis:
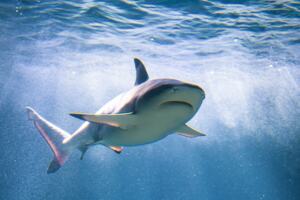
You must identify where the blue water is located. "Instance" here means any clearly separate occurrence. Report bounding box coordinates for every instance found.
[1,0,300,199]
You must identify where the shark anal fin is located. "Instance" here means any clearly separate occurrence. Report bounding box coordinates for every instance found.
[134,58,149,85]
[176,124,205,138]
[109,146,123,154]
[69,112,137,128]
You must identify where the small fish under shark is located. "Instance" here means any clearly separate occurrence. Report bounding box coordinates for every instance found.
[26,58,206,174]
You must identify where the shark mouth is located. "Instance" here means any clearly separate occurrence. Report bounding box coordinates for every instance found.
[160,100,194,110]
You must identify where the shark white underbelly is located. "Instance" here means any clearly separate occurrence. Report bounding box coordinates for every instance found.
[100,100,195,146]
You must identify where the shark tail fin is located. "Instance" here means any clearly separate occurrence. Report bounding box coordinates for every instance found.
[26,106,72,174]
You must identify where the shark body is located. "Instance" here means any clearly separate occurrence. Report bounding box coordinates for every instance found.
[27,58,205,173]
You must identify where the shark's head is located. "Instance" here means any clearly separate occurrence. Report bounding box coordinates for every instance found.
[136,79,205,113]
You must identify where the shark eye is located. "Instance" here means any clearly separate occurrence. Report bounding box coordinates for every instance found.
[172,87,179,93]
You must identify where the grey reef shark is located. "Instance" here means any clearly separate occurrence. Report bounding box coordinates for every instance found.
[26,58,206,174]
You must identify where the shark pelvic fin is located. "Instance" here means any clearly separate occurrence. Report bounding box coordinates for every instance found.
[176,124,206,138]
[134,58,149,85]
[109,146,123,154]
[69,112,137,128]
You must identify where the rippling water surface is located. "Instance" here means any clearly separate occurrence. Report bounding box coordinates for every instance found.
[0,0,300,200]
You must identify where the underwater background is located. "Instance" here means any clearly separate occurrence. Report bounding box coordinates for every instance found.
[0,0,300,199]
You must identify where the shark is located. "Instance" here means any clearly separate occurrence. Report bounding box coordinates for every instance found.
[26,58,206,174]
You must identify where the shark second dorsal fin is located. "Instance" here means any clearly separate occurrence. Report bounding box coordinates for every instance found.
[176,124,206,138]
[79,146,88,160]
[134,58,149,85]
[69,112,137,128]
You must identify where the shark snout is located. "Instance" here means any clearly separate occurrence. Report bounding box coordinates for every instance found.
[173,83,205,98]
[161,83,205,111]
[182,83,205,97]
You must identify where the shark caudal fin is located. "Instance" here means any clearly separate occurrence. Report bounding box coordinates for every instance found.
[26,107,71,174]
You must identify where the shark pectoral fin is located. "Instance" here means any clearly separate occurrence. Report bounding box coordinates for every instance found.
[109,146,123,154]
[176,124,206,138]
[69,112,137,128]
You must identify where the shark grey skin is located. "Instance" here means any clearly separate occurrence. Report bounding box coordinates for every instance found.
[26,58,205,173]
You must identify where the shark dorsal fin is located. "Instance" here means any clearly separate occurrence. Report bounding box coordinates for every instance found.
[134,58,149,85]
